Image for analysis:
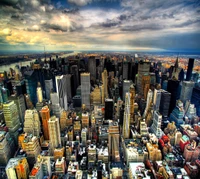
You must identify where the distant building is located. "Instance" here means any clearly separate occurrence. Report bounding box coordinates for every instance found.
[81,73,91,108]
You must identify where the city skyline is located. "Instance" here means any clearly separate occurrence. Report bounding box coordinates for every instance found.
[0,0,200,52]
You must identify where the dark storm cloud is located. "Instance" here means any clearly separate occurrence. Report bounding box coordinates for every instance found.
[121,24,164,32]
[42,23,68,32]
[0,0,19,6]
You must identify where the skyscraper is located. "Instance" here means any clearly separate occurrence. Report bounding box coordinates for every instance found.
[159,90,171,117]
[45,79,53,100]
[105,98,113,120]
[40,106,50,140]
[6,157,29,179]
[3,101,20,145]
[191,87,200,116]
[151,111,163,138]
[180,81,195,104]
[55,75,68,111]
[143,89,153,118]
[129,85,135,123]
[186,58,194,81]
[167,79,180,114]
[123,93,130,138]
[50,92,62,118]
[88,56,96,81]
[102,69,108,100]
[123,80,131,101]
[137,61,150,95]
[122,61,129,80]
[24,109,41,137]
[81,73,91,108]
[48,116,61,149]
[36,82,43,103]
[153,89,161,111]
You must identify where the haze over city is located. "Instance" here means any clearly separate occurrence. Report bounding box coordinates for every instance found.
[0,0,200,52]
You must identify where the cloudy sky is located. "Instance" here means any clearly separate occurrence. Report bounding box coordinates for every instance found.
[0,0,200,52]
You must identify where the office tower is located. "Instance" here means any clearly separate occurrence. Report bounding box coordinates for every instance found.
[142,75,151,100]
[151,111,163,138]
[186,58,194,81]
[55,157,66,174]
[65,74,72,102]
[180,81,195,104]
[50,92,62,118]
[170,100,184,127]
[91,86,101,104]
[123,93,130,138]
[123,61,129,80]
[48,116,61,149]
[6,157,29,179]
[36,82,43,103]
[105,98,113,120]
[123,80,131,101]
[171,57,182,80]
[45,79,53,100]
[71,65,79,91]
[88,56,97,81]
[55,75,68,111]
[73,95,82,108]
[137,61,150,95]
[40,106,50,140]
[81,73,91,108]
[167,79,180,114]
[185,103,198,120]
[116,97,123,119]
[60,110,67,131]
[24,70,38,105]
[8,94,26,124]
[108,121,120,162]
[81,128,87,145]
[159,90,171,117]
[102,69,108,100]
[191,87,200,116]
[153,89,161,111]
[3,101,20,145]
[143,89,153,118]
[0,131,15,166]
[19,133,41,167]
[82,112,89,128]
[24,109,41,137]
[150,73,156,85]
[162,80,168,91]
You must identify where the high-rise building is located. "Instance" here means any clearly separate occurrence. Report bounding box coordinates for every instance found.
[167,79,180,114]
[122,61,129,80]
[0,131,15,166]
[70,65,79,92]
[186,58,194,81]
[40,106,50,140]
[82,112,89,128]
[137,61,150,95]
[55,157,66,174]
[105,98,113,120]
[45,79,53,100]
[36,82,43,103]
[108,121,120,162]
[88,144,97,164]
[142,75,151,100]
[55,75,68,111]
[102,69,108,100]
[170,100,184,127]
[88,56,97,81]
[153,89,161,111]
[123,80,131,101]
[6,157,29,179]
[50,92,62,118]
[65,74,72,102]
[81,73,91,108]
[36,155,51,177]
[143,89,153,118]
[19,133,41,167]
[191,87,200,117]
[123,93,130,138]
[3,101,20,145]
[48,116,61,149]
[90,86,101,104]
[60,110,67,132]
[159,90,171,117]
[8,94,26,124]
[180,81,195,104]
[129,85,135,122]
[24,109,41,137]
[151,111,163,138]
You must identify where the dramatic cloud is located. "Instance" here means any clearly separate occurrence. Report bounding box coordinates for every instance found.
[0,0,199,52]
[68,0,92,6]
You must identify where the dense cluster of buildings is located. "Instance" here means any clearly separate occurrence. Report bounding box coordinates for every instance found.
[0,53,199,179]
